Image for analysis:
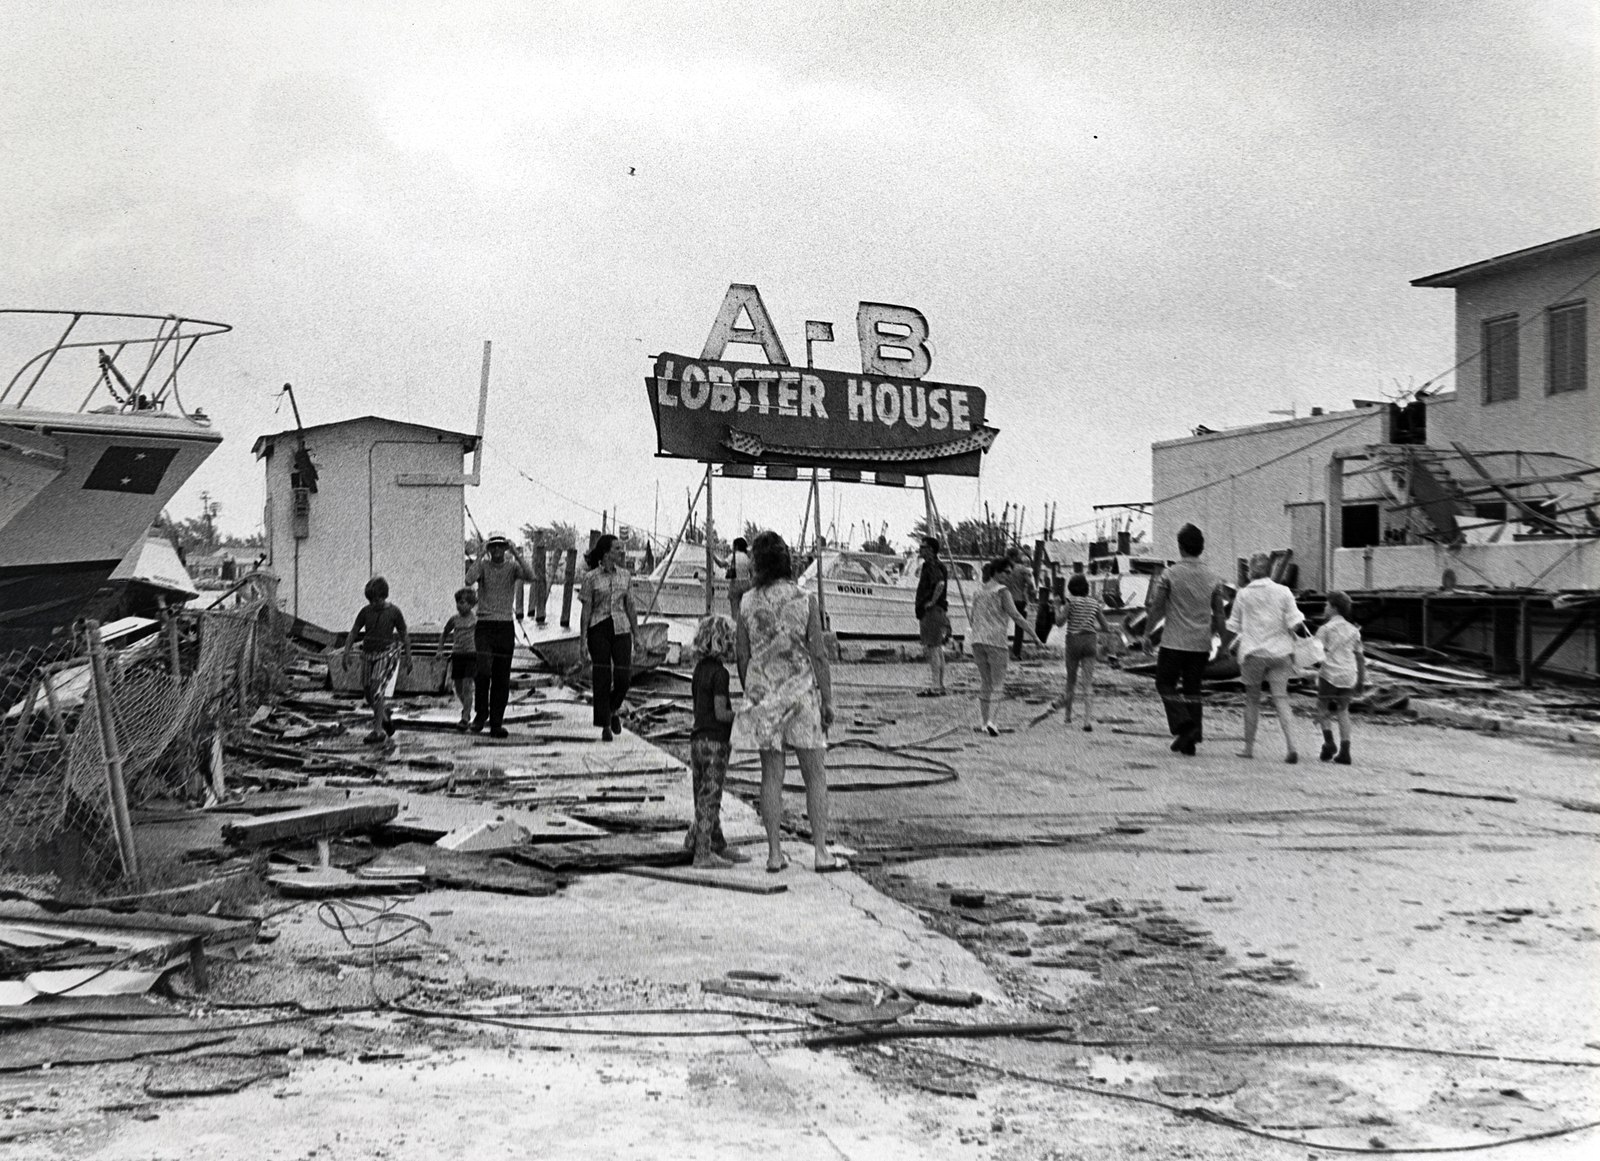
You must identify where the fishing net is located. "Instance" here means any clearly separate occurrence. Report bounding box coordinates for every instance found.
[0,577,287,886]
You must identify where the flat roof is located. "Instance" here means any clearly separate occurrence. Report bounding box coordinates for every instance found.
[1411,228,1600,288]
[1151,404,1384,451]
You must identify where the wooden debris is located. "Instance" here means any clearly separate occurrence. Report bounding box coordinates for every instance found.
[1411,787,1518,804]
[909,1075,979,1099]
[0,1022,233,1071]
[1154,1072,1246,1098]
[222,801,400,847]
[896,984,983,1008]
[367,844,559,897]
[267,867,410,897]
[0,996,179,1027]
[435,818,530,853]
[700,978,823,1007]
[512,834,693,873]
[813,998,916,1025]
[617,867,787,895]
[145,1058,291,1098]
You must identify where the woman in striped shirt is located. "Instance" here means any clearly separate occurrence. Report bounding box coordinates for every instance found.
[1053,573,1111,731]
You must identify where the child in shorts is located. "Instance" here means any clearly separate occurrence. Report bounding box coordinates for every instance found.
[1053,573,1112,731]
[343,576,412,745]
[684,615,750,868]
[1314,590,1365,764]
[438,587,479,730]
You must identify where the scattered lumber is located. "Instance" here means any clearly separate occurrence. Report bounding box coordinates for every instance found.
[221,801,399,848]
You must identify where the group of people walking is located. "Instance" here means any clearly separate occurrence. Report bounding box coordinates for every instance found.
[1145,523,1366,764]
[909,521,1367,761]
[344,517,1366,882]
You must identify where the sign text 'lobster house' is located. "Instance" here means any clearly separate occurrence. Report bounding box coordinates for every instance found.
[646,285,996,478]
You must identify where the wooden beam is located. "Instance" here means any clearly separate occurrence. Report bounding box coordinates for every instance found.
[1430,607,1482,649]
[1529,607,1591,675]
[221,801,399,848]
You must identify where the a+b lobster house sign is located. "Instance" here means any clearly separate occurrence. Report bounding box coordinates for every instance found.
[646,284,997,478]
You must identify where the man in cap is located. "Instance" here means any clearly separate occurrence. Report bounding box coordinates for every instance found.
[466,532,533,736]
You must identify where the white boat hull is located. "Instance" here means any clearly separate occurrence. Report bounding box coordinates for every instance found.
[0,409,220,645]
[637,576,731,620]
[801,576,973,640]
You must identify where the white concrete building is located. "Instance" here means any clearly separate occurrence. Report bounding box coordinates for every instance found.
[1149,230,1598,680]
[253,417,478,632]
[1412,228,1598,465]
[1153,229,1597,592]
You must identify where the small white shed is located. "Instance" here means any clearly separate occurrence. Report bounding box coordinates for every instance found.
[253,416,478,632]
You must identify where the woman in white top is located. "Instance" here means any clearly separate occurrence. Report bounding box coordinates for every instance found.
[1226,551,1311,763]
[579,534,638,742]
[969,557,1042,737]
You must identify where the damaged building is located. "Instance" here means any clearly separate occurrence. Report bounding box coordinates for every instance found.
[1153,228,1599,682]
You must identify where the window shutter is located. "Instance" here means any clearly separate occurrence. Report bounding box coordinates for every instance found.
[1482,317,1519,403]
[1547,302,1586,395]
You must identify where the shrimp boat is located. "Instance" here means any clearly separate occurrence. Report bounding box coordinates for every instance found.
[1,311,228,652]
[797,550,977,640]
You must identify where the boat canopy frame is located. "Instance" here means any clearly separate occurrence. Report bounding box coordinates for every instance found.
[1,309,232,419]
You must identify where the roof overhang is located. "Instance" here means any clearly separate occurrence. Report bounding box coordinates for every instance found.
[1411,228,1600,288]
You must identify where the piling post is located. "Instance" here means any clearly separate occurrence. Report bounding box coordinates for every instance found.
[559,548,578,628]
[165,608,182,676]
[532,530,549,624]
[85,621,140,888]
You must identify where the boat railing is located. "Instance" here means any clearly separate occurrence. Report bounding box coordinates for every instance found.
[0,309,231,419]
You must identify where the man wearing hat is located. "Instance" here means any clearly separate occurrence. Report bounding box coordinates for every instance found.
[466,532,533,736]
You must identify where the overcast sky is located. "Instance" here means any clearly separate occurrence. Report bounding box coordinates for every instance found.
[5,0,1595,551]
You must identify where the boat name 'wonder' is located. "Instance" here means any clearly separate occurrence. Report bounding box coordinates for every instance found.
[654,362,973,432]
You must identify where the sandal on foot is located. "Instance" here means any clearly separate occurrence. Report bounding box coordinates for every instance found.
[814,858,849,874]
[765,855,789,874]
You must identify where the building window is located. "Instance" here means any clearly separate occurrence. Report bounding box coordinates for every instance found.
[1482,315,1519,404]
[1547,301,1587,395]
[1341,504,1380,548]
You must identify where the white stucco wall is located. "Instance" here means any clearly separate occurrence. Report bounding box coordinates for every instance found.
[1151,407,1389,579]
[258,418,469,632]
[1422,250,1598,463]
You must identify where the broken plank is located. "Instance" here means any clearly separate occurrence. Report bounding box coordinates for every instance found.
[700,978,821,1006]
[1411,787,1518,804]
[617,867,787,895]
[511,834,692,873]
[221,801,399,848]
[368,843,560,896]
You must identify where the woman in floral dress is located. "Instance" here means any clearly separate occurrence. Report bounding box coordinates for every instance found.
[733,531,842,873]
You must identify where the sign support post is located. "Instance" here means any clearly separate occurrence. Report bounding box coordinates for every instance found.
[810,468,828,632]
[703,462,715,615]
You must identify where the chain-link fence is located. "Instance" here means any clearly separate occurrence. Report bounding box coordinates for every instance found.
[0,575,287,887]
